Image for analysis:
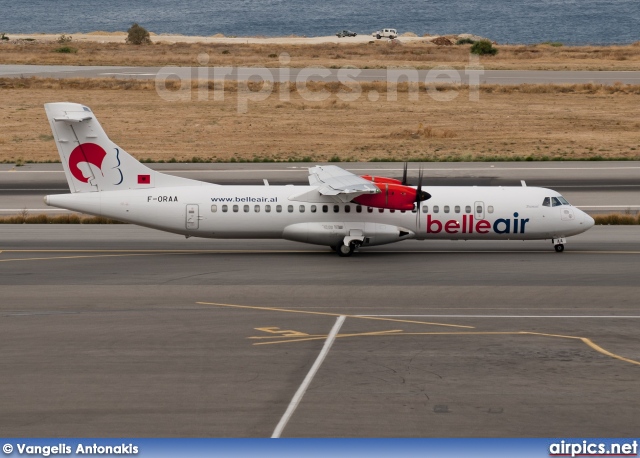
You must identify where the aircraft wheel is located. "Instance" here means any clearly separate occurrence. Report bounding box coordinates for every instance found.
[337,244,354,257]
[554,244,564,253]
[376,34,381,39]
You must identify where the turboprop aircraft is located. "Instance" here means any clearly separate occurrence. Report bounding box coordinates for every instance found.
[43,102,595,257]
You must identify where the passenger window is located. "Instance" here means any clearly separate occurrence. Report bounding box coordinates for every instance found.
[476,205,482,214]
[244,205,249,213]
[552,197,562,207]
[345,205,350,213]
[265,205,271,213]
[311,205,317,213]
[254,205,260,213]
[444,205,450,213]
[322,205,328,213]
[276,205,282,213]
[488,206,494,213]
[455,206,460,213]
[356,205,362,213]
[222,205,228,213]
[465,205,471,214]
[367,207,373,213]
[433,205,439,213]
[211,205,217,213]
[542,197,551,207]
[299,205,305,213]
[422,205,428,213]
[288,205,294,213]
[333,205,340,213]
[233,205,239,212]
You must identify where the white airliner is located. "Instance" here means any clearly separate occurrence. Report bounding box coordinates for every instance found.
[43,102,594,256]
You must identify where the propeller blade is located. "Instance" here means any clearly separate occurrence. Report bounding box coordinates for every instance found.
[402,162,408,186]
[416,166,423,228]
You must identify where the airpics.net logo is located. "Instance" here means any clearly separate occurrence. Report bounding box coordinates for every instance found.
[154,52,485,113]
[549,440,638,457]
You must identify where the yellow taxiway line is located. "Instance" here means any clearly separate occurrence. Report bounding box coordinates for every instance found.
[198,300,640,367]
[196,301,475,329]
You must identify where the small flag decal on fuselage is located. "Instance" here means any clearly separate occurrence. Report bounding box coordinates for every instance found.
[138,174,151,184]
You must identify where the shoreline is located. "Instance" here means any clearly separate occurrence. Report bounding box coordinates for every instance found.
[6,32,489,45]
[4,32,638,47]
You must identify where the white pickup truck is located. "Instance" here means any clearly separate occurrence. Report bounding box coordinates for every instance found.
[372,28,397,39]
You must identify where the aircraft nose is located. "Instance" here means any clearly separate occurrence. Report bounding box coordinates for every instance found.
[585,213,595,228]
[580,209,595,229]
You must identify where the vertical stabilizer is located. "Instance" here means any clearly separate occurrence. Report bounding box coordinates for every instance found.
[44,102,206,192]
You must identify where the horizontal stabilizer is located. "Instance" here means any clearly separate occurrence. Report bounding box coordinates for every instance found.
[53,113,94,123]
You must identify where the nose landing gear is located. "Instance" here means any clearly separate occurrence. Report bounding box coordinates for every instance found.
[552,237,567,253]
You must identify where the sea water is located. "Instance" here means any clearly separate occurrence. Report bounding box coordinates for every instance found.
[1,0,638,45]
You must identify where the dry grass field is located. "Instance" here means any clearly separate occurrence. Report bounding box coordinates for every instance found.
[3,40,640,70]
[1,78,640,163]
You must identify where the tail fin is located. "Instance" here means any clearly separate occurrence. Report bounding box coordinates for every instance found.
[45,102,205,192]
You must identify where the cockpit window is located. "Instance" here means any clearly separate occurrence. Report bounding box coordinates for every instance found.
[544,196,571,207]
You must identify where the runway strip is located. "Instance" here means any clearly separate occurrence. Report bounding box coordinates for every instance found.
[2,162,639,214]
[2,65,640,85]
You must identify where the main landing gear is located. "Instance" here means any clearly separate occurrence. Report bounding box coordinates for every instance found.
[552,237,567,253]
[334,240,362,257]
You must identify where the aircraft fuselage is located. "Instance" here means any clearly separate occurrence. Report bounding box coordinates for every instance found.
[46,184,594,246]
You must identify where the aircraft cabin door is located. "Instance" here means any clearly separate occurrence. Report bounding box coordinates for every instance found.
[186,204,199,230]
[474,201,485,220]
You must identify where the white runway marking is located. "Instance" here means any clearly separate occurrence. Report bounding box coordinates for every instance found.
[2,166,640,173]
[271,315,346,438]
[579,205,640,208]
[361,315,640,319]
[99,72,158,76]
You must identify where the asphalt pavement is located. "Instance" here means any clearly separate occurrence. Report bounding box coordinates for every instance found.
[2,65,640,85]
[0,225,639,437]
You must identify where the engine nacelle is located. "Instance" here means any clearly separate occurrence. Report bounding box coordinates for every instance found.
[352,183,417,211]
[283,222,414,247]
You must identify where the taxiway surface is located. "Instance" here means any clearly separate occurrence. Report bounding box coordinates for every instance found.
[1,225,639,437]
[2,65,640,85]
[1,162,639,214]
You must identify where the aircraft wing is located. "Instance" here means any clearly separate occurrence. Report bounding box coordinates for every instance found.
[308,165,379,197]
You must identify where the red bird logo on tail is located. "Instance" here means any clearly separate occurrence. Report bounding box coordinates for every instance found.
[68,143,108,183]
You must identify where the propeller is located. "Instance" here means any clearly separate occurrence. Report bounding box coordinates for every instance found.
[413,165,431,229]
[402,162,408,186]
